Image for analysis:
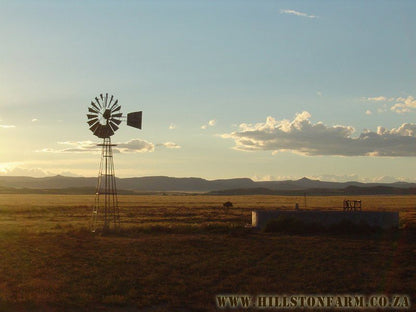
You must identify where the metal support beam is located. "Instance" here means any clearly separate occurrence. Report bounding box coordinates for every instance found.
[91,137,120,232]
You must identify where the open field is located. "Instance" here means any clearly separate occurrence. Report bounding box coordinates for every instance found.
[0,194,415,311]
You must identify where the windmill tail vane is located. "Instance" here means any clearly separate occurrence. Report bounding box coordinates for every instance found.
[87,93,143,232]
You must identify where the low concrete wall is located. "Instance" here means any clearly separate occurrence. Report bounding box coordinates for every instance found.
[252,210,399,230]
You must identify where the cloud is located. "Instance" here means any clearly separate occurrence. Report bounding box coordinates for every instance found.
[39,139,155,154]
[169,123,176,130]
[316,174,413,183]
[365,96,387,102]
[377,105,388,113]
[32,118,38,122]
[391,103,411,114]
[38,141,100,153]
[252,175,278,182]
[40,139,181,153]
[0,162,83,177]
[156,142,181,149]
[0,124,15,128]
[201,119,216,129]
[117,139,155,153]
[364,95,416,114]
[280,9,318,19]
[365,110,372,115]
[0,167,54,177]
[221,111,416,157]
[251,174,414,183]
[391,96,416,114]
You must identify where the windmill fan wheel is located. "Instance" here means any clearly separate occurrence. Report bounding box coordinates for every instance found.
[87,93,122,138]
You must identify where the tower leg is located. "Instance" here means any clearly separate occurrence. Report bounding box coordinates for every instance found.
[91,137,119,232]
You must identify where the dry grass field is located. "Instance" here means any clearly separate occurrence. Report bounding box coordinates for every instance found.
[0,194,415,311]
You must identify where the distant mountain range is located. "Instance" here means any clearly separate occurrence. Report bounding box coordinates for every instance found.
[0,175,415,195]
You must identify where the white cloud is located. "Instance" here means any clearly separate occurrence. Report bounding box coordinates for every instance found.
[252,175,278,182]
[117,139,155,153]
[0,124,15,128]
[32,118,38,122]
[377,105,388,113]
[56,141,99,153]
[0,162,83,177]
[365,96,387,102]
[364,95,416,114]
[169,123,176,130]
[0,167,54,177]
[371,176,405,183]
[311,174,411,183]
[221,111,416,157]
[391,96,416,113]
[365,110,372,115]
[201,119,216,129]
[252,174,414,183]
[156,142,181,149]
[280,9,318,19]
[40,139,181,153]
[39,139,155,154]
[391,103,411,114]
[0,162,23,174]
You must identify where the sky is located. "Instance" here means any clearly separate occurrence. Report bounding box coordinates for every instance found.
[0,0,416,182]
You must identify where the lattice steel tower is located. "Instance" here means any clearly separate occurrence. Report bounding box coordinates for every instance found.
[86,93,142,232]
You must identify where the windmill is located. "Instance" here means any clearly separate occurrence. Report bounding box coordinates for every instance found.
[87,93,142,232]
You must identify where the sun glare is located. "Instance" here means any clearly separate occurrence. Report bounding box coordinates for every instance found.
[0,162,22,175]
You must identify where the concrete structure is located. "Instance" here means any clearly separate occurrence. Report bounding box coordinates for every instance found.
[252,210,399,230]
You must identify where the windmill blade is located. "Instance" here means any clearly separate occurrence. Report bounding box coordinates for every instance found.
[95,97,102,108]
[87,114,98,120]
[110,118,122,125]
[103,125,114,137]
[88,118,99,126]
[112,112,123,118]
[88,94,120,138]
[97,124,113,138]
[94,125,104,138]
[111,105,121,113]
[91,101,100,111]
[109,99,119,111]
[109,121,119,132]
[127,111,142,129]
[89,122,100,133]
[93,123,114,138]
[108,95,114,107]
[89,107,99,114]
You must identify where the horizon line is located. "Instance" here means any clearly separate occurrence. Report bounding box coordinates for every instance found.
[0,174,413,184]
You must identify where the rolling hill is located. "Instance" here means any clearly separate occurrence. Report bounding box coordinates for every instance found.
[0,175,414,195]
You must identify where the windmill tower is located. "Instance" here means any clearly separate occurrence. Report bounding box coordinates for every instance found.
[87,93,142,232]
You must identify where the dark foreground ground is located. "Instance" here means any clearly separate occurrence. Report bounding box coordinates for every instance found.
[1,228,415,311]
[0,195,415,311]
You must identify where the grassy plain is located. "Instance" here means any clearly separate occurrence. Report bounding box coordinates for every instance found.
[0,194,415,311]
